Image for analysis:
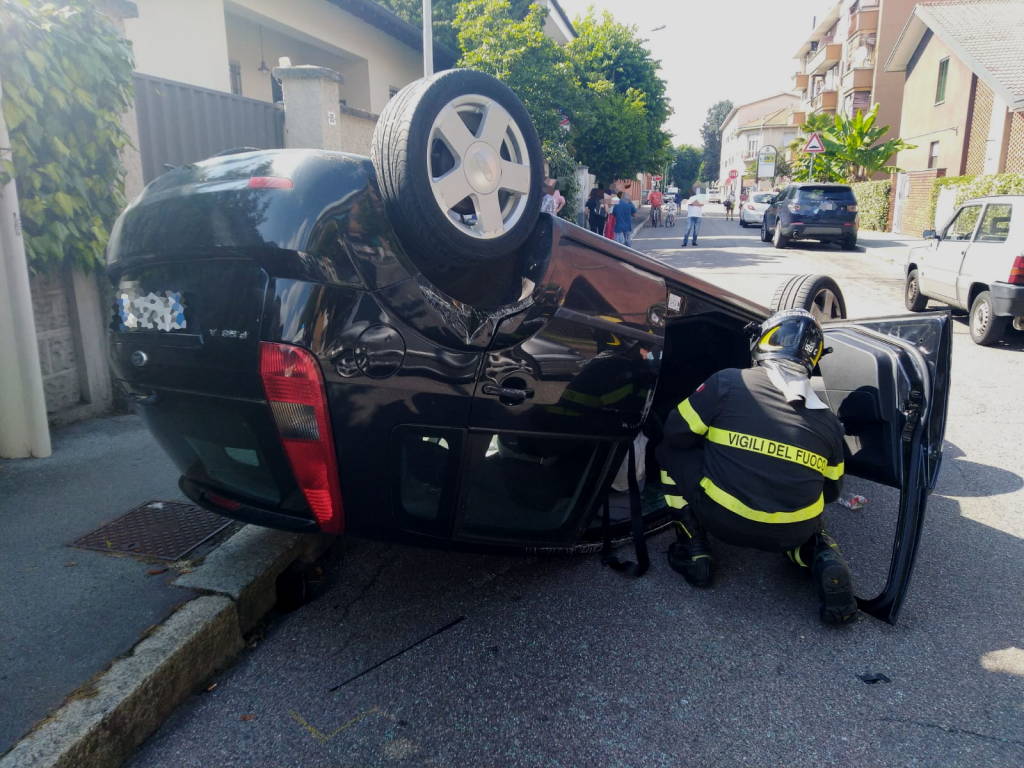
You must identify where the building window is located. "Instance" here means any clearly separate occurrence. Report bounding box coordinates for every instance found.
[229,61,242,96]
[388,86,399,101]
[746,138,758,156]
[935,58,949,104]
[927,141,940,169]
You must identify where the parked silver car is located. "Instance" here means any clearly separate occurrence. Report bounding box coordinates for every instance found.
[738,191,775,227]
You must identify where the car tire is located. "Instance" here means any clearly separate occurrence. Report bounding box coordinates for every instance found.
[904,269,929,312]
[771,274,847,321]
[968,291,1007,346]
[739,218,748,228]
[841,235,857,251]
[371,68,543,305]
[772,223,789,249]
[760,220,771,242]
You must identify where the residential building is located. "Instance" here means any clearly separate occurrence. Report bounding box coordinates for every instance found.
[791,0,928,136]
[886,0,1024,175]
[718,93,801,196]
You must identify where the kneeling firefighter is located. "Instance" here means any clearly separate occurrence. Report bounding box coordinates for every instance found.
[655,309,857,625]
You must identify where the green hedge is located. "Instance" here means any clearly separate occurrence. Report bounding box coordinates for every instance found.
[850,180,890,231]
[927,173,1024,228]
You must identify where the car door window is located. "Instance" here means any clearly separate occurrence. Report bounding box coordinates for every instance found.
[975,204,1012,243]
[942,204,982,241]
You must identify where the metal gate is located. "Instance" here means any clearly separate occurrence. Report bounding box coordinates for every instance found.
[133,74,284,183]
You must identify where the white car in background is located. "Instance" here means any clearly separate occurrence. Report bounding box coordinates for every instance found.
[738,191,775,227]
[904,194,1024,345]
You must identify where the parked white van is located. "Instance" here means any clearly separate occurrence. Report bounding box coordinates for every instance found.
[905,195,1024,345]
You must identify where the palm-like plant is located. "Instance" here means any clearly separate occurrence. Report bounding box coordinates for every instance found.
[788,105,914,183]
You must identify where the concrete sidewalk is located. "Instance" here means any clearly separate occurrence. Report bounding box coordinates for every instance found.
[0,414,329,767]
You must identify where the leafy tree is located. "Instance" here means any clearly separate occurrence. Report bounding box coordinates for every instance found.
[671,144,702,192]
[0,0,134,270]
[699,100,732,182]
[454,0,578,145]
[565,10,672,182]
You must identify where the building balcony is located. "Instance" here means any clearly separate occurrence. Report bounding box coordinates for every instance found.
[848,8,879,38]
[794,72,809,90]
[811,89,838,112]
[791,111,807,126]
[841,67,874,93]
[807,43,842,75]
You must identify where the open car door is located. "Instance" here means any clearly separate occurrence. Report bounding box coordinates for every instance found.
[818,312,952,623]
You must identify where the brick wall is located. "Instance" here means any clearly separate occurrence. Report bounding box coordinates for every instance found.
[964,78,993,176]
[898,169,945,236]
[30,271,82,413]
[1005,111,1024,174]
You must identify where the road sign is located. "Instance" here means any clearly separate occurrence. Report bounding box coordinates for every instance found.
[803,132,826,154]
[728,169,738,180]
[653,175,662,181]
[757,145,778,179]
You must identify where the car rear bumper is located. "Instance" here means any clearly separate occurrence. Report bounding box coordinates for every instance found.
[990,281,1024,316]
[783,225,855,240]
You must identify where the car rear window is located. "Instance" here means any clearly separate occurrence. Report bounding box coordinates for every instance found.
[797,186,854,202]
[752,193,774,203]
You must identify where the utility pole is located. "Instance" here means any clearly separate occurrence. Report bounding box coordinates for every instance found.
[0,73,52,458]
[422,0,433,77]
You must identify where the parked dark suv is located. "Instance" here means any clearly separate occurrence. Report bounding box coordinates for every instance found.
[762,183,859,250]
[107,70,950,623]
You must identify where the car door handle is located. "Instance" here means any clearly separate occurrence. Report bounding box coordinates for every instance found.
[482,383,533,404]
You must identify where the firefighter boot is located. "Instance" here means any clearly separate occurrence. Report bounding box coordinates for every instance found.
[812,532,858,625]
[667,509,714,588]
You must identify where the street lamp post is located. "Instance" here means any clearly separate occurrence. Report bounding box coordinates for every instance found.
[422,0,433,76]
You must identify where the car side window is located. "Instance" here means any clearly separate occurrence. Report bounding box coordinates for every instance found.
[943,205,983,241]
[975,204,1012,243]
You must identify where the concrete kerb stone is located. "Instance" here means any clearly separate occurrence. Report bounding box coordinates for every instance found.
[174,526,333,633]
[0,526,334,768]
[0,596,242,768]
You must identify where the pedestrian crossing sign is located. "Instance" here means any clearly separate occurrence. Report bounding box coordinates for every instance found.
[803,132,826,154]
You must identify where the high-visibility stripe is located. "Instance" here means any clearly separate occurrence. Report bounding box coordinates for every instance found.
[677,398,708,435]
[664,494,687,509]
[561,382,634,408]
[699,477,822,524]
[706,426,842,480]
[660,469,676,486]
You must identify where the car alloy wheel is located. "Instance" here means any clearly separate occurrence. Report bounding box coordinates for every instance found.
[810,286,843,322]
[427,93,533,239]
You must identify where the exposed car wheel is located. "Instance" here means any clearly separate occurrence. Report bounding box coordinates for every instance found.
[968,291,1007,346]
[772,223,789,249]
[739,218,748,228]
[760,220,771,242]
[904,270,929,312]
[771,274,847,321]
[841,235,857,250]
[371,69,542,305]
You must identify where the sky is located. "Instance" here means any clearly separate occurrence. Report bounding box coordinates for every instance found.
[558,0,827,146]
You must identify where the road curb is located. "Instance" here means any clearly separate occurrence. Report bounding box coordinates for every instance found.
[0,526,333,768]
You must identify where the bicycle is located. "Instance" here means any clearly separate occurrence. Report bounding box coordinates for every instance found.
[649,205,661,228]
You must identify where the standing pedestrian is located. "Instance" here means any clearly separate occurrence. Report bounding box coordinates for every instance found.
[603,190,617,239]
[547,178,566,216]
[585,188,606,235]
[648,187,664,227]
[613,191,637,247]
[723,193,735,221]
[682,190,705,246]
[541,182,556,215]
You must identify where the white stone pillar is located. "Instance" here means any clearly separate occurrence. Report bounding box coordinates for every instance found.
[274,65,345,151]
[0,73,52,458]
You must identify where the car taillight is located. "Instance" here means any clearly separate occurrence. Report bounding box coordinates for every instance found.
[248,176,294,189]
[1010,255,1024,285]
[259,342,344,533]
[788,202,801,212]
[746,204,756,210]
[847,204,858,212]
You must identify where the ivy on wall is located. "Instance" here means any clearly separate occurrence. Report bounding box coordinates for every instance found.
[927,173,1024,228]
[850,180,890,231]
[0,0,134,272]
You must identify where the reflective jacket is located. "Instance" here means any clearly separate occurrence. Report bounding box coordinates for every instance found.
[659,367,845,525]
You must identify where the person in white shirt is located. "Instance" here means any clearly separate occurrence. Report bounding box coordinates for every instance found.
[682,192,705,246]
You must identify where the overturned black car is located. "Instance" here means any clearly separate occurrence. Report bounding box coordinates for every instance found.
[107,70,951,624]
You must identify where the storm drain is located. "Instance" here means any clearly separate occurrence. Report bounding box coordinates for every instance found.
[71,501,230,561]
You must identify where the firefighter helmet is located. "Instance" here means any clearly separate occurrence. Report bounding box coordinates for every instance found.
[750,309,826,374]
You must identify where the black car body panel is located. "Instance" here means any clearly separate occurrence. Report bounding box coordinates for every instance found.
[108,149,950,622]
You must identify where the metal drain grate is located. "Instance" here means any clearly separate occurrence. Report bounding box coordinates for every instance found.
[72,500,230,561]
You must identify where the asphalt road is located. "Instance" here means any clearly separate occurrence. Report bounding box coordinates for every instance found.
[129,213,1024,768]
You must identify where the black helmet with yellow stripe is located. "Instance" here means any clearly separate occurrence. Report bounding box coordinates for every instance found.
[750,309,826,374]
